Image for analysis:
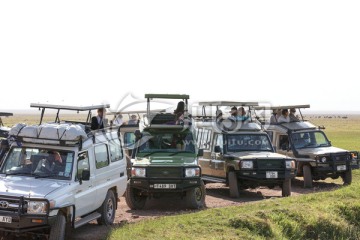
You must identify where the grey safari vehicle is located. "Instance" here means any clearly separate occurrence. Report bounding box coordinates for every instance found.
[259,104,359,188]
[193,101,297,198]
[0,103,127,240]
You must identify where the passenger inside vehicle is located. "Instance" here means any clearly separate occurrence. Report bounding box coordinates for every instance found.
[278,109,290,123]
[236,107,249,121]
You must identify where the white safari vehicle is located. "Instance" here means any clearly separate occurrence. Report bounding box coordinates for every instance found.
[0,104,127,240]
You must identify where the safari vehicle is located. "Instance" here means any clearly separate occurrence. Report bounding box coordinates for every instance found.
[260,104,359,188]
[0,104,127,240]
[194,101,296,198]
[0,112,13,139]
[125,94,206,209]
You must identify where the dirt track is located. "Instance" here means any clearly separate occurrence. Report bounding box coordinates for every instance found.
[70,179,342,240]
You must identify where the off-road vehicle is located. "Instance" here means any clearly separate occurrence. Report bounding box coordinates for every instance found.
[260,104,359,188]
[0,104,127,239]
[194,101,296,197]
[125,94,206,209]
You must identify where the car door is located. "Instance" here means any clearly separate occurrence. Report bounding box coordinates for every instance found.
[211,133,226,178]
[197,129,212,176]
[74,151,97,217]
[93,143,110,207]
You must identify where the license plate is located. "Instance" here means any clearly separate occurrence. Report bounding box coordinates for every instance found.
[337,165,346,171]
[154,184,176,189]
[0,216,12,223]
[266,171,278,178]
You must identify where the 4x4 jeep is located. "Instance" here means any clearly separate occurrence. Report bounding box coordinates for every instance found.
[0,104,127,240]
[194,101,296,197]
[125,94,206,209]
[261,104,359,188]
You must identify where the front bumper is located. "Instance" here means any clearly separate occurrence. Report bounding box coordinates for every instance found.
[0,211,52,233]
[130,177,202,193]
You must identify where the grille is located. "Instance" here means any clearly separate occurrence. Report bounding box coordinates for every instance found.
[0,197,26,212]
[256,159,284,170]
[146,167,183,178]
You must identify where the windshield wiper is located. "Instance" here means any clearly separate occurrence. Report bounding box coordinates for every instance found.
[33,173,53,179]
[5,172,32,177]
[169,151,193,156]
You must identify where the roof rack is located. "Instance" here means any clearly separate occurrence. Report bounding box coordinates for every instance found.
[145,94,189,100]
[30,103,110,125]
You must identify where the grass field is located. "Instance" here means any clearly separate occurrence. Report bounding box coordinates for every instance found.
[109,170,360,240]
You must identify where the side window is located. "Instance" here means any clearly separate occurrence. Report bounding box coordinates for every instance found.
[77,151,90,180]
[94,144,109,169]
[214,134,223,153]
[109,139,124,162]
[279,135,289,150]
[200,129,212,150]
[124,132,136,147]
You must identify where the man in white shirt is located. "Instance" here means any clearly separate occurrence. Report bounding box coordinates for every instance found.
[278,109,290,123]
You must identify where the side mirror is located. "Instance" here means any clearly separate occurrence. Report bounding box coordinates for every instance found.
[197,149,204,157]
[81,169,90,181]
[214,146,221,153]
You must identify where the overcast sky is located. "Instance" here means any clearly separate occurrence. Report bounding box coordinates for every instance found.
[1,1,359,112]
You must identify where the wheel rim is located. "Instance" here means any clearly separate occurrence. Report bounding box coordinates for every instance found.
[106,198,114,220]
[195,187,202,201]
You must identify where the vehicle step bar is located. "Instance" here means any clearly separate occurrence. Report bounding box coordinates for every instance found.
[202,176,226,183]
[74,212,101,229]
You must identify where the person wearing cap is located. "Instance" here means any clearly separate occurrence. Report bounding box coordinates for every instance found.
[278,109,290,123]
[289,108,299,122]
[113,114,124,126]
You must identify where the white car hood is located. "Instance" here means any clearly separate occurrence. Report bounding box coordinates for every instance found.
[0,175,68,198]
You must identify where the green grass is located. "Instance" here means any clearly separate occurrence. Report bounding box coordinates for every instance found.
[109,170,360,240]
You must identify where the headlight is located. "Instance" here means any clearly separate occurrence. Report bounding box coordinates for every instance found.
[27,201,48,215]
[285,160,295,169]
[185,168,200,177]
[131,167,146,177]
[241,161,253,169]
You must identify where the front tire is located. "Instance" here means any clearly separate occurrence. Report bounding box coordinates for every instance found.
[125,182,147,210]
[49,212,66,240]
[97,190,116,225]
[341,169,352,185]
[186,180,206,209]
[228,171,240,198]
[282,179,291,197]
[303,165,313,188]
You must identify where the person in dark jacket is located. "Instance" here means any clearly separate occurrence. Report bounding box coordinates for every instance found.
[91,108,107,130]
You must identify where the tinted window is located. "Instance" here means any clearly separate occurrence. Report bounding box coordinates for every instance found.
[226,134,273,152]
[95,144,109,169]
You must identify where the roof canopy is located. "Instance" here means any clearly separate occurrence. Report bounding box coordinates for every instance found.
[255,104,310,110]
[30,103,110,111]
[145,94,190,100]
[198,101,259,107]
[0,112,13,117]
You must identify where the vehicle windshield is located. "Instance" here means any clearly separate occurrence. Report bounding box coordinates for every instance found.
[226,134,273,152]
[0,147,74,180]
[291,131,331,149]
[137,131,196,155]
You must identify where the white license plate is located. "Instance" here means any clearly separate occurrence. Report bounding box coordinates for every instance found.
[0,216,12,223]
[154,184,176,189]
[266,171,278,178]
[337,165,346,171]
